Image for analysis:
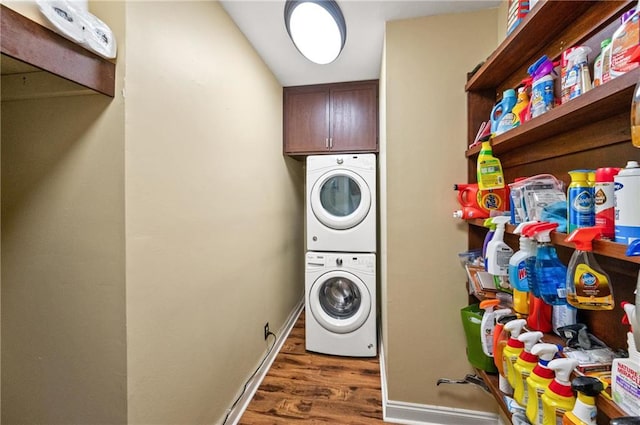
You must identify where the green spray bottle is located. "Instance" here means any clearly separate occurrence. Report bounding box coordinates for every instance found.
[565,227,614,310]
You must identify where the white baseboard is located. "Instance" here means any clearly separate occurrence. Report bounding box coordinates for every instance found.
[224,297,305,425]
[379,340,500,425]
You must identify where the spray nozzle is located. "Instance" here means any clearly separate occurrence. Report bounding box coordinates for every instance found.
[480,299,501,312]
[526,222,558,242]
[528,55,556,80]
[504,318,527,338]
[566,45,592,65]
[484,217,497,230]
[565,226,603,251]
[571,376,604,397]
[557,323,592,349]
[531,343,559,363]
[492,216,510,228]
[514,220,539,236]
[622,302,637,333]
[518,331,543,352]
[548,358,579,384]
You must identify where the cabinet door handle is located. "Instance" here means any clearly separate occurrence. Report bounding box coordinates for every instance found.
[329,138,333,148]
[325,138,329,148]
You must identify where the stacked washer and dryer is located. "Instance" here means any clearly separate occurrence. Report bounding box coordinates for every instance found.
[305,154,377,357]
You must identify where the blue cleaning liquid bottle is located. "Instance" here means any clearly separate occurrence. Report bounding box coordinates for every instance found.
[490,89,517,136]
[530,222,568,306]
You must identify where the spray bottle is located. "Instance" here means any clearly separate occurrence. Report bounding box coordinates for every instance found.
[483,217,497,270]
[487,216,514,276]
[477,141,505,190]
[541,358,579,425]
[562,376,604,425]
[611,303,640,416]
[526,343,560,425]
[529,55,556,118]
[509,221,538,315]
[564,46,593,100]
[522,223,553,333]
[514,331,544,407]
[565,227,615,310]
[627,239,640,349]
[503,318,528,394]
[531,222,569,306]
[494,311,517,369]
[479,299,502,357]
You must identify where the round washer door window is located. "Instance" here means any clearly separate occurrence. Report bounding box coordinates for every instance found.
[309,270,371,334]
[310,170,371,230]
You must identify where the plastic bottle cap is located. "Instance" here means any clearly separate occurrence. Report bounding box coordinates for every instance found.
[531,343,559,362]
[565,226,602,251]
[595,167,620,182]
[568,170,588,181]
[571,376,604,396]
[601,38,611,49]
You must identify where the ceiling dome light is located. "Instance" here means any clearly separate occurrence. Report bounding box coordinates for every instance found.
[284,0,346,65]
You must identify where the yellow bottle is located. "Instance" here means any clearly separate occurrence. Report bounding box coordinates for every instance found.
[503,319,527,389]
[477,141,505,190]
[513,331,543,407]
[541,358,579,425]
[526,343,559,425]
[512,87,530,126]
[562,376,604,425]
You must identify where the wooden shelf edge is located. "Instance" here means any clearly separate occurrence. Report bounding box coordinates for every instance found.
[0,4,115,97]
[465,67,639,158]
[466,219,640,264]
[466,0,634,91]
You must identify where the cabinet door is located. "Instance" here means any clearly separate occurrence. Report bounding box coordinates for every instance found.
[283,87,330,154]
[330,81,378,152]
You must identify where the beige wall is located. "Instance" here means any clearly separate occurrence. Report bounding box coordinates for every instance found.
[381,9,499,411]
[124,2,304,424]
[1,1,127,423]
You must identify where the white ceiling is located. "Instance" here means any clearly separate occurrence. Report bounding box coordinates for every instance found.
[220,0,501,87]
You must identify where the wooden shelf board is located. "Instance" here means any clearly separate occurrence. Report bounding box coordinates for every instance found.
[0,4,115,97]
[467,219,640,264]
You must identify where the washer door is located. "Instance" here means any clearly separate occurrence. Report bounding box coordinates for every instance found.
[309,270,371,334]
[310,170,371,230]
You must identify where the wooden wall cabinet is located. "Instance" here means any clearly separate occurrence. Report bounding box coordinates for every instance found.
[283,80,378,157]
[464,1,640,423]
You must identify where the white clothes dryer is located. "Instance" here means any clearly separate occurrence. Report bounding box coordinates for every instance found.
[305,252,376,357]
[306,154,376,253]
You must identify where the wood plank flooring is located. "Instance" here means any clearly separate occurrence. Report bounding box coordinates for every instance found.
[238,310,385,424]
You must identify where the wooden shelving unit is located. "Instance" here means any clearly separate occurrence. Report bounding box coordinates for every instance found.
[0,4,115,97]
[463,1,640,423]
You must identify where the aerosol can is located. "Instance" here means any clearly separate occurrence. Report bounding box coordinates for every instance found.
[514,331,544,407]
[542,358,579,425]
[526,343,560,425]
[562,376,604,425]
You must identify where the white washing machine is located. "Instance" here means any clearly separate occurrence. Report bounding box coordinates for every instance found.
[305,252,376,357]
[306,154,376,253]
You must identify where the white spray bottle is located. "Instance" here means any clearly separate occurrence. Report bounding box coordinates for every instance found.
[479,299,502,357]
[487,216,514,276]
[566,46,593,100]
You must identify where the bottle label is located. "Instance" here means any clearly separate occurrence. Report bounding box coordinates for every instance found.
[555,408,566,425]
[568,263,612,307]
[568,186,594,232]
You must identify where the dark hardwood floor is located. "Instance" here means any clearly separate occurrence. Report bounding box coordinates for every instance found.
[238,310,385,424]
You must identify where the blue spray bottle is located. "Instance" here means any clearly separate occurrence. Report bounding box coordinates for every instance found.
[530,222,568,306]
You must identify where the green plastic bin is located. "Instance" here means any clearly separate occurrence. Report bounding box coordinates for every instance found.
[460,304,497,373]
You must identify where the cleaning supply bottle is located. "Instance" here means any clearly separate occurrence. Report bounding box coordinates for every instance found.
[512,86,530,127]
[527,343,560,425]
[565,227,615,310]
[542,358,579,425]
[568,170,595,234]
[453,182,509,216]
[594,167,621,239]
[504,318,528,393]
[514,331,544,407]
[522,223,553,333]
[477,141,505,190]
[593,38,612,87]
[491,89,518,136]
[529,55,556,118]
[493,311,516,369]
[611,303,640,416]
[632,77,640,148]
[610,1,640,79]
[483,217,497,270]
[627,239,640,349]
[565,46,593,100]
[614,161,640,244]
[509,221,539,315]
[479,299,502,357]
[487,216,514,276]
[562,376,604,425]
[532,222,569,305]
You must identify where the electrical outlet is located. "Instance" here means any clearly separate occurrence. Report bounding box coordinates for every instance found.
[264,322,270,340]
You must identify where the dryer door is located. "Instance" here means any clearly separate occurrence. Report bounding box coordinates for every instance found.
[308,270,371,334]
[309,170,372,230]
